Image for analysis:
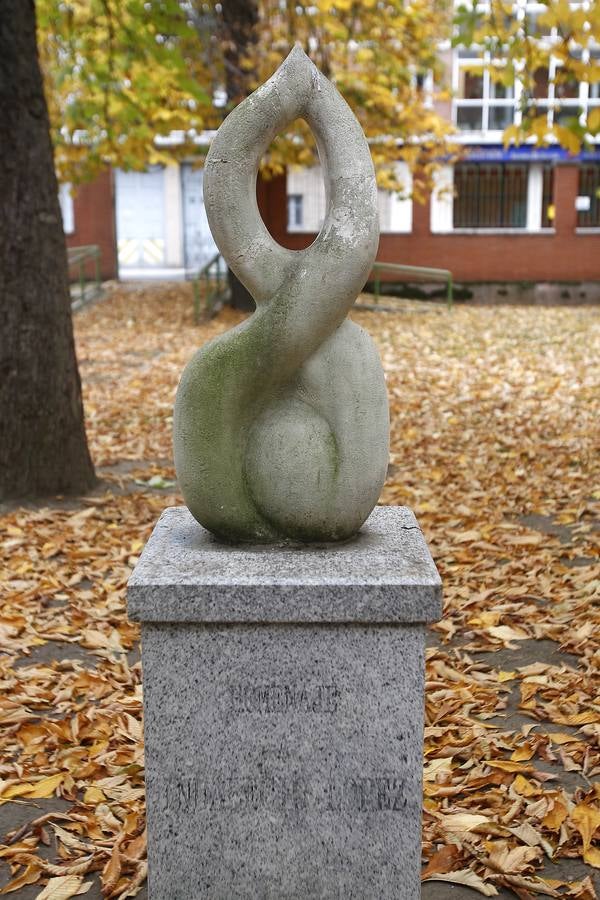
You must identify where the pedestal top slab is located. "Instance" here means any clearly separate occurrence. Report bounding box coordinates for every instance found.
[127,505,442,624]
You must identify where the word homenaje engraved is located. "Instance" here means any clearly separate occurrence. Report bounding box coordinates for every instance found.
[228,682,341,714]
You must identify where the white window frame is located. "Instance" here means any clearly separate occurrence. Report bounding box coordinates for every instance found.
[453,52,517,135]
[431,161,555,234]
[430,165,454,233]
[379,163,413,234]
[452,1,600,136]
[287,193,304,232]
[59,183,75,235]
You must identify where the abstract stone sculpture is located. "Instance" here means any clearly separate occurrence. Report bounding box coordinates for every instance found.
[173,46,389,543]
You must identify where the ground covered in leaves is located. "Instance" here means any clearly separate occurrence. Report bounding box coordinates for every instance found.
[1,284,599,898]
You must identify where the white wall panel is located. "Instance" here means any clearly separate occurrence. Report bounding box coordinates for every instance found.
[430,165,454,233]
[287,162,413,234]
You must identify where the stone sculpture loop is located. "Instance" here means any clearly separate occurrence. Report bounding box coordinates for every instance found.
[173,46,389,543]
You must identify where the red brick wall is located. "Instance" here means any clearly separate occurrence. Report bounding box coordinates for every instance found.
[257,172,288,240]
[260,165,600,284]
[65,169,118,280]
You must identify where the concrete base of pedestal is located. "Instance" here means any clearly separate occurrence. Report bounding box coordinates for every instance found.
[128,506,441,899]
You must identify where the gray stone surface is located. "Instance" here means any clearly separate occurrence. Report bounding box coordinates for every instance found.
[141,623,426,899]
[173,46,389,544]
[128,505,442,624]
[128,505,441,898]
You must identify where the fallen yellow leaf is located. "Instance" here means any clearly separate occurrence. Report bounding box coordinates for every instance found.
[488,760,533,773]
[583,844,600,868]
[512,774,540,797]
[498,670,517,682]
[0,774,63,803]
[542,799,568,831]
[571,802,600,852]
[547,732,580,745]
[24,774,64,800]
[423,757,453,782]
[488,625,529,643]
[82,786,106,804]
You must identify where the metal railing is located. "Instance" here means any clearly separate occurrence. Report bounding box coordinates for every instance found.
[369,261,453,310]
[67,244,102,306]
[190,255,453,319]
[191,253,230,322]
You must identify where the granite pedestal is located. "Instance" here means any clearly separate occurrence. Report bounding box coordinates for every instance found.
[128,506,442,899]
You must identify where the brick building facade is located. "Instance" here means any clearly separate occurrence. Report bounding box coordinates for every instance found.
[62,157,600,298]
[269,161,600,293]
[62,169,118,280]
[60,2,600,296]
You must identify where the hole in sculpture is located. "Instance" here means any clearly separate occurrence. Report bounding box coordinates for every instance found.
[257,119,322,247]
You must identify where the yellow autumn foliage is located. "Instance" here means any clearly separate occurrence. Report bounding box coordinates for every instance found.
[37,0,455,190]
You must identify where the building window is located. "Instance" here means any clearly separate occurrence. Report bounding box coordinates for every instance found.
[525,6,552,38]
[456,63,484,130]
[488,75,515,129]
[453,14,600,132]
[287,194,303,230]
[541,165,554,228]
[453,163,528,228]
[578,164,600,227]
[59,183,75,235]
[287,164,413,236]
[454,54,517,132]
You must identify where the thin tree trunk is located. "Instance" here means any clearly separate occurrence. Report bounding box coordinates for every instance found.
[220,0,259,107]
[0,0,96,499]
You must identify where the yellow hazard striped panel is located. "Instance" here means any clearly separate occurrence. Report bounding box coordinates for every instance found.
[118,238,139,264]
[118,238,165,266]
[143,239,165,264]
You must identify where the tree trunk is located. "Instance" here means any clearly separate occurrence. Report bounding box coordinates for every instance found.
[227,270,256,311]
[219,0,259,312]
[220,0,259,107]
[0,0,96,500]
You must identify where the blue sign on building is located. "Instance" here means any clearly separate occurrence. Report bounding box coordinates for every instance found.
[465,144,600,163]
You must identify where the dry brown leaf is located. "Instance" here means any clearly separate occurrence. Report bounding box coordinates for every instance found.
[423,868,499,895]
[422,843,462,876]
[114,861,147,899]
[488,760,534,773]
[569,875,600,899]
[50,825,92,853]
[102,844,122,896]
[121,831,146,864]
[0,862,41,894]
[35,875,86,899]
[40,859,93,878]
[440,812,491,833]
[542,800,568,832]
[486,841,541,874]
